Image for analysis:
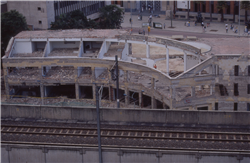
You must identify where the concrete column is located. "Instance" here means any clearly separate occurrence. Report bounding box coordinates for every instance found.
[198,57,201,75]
[210,85,213,95]
[146,44,150,58]
[91,67,95,81]
[3,68,10,99]
[40,84,44,105]
[169,86,174,109]
[183,51,187,72]
[139,91,142,108]
[151,96,156,109]
[125,42,129,56]
[191,86,196,97]
[166,48,169,75]
[124,70,128,82]
[151,77,155,89]
[75,83,79,99]
[125,88,129,106]
[109,86,112,101]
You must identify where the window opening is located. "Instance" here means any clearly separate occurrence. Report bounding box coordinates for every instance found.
[234,103,238,111]
[234,65,239,76]
[215,102,218,110]
[234,83,239,96]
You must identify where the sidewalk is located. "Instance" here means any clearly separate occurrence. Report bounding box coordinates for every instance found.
[121,13,249,37]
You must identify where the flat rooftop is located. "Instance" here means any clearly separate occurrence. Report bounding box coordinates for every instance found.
[14,29,130,39]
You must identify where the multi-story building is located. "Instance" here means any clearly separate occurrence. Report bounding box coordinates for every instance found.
[1,1,7,13]
[2,29,250,110]
[122,1,250,22]
[7,1,107,30]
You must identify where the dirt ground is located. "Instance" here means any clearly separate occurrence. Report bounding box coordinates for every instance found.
[198,37,250,55]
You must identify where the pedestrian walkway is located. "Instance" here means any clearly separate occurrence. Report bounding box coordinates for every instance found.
[121,13,249,37]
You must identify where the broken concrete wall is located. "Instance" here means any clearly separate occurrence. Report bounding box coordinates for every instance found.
[186,56,199,70]
[12,41,33,54]
[98,41,106,59]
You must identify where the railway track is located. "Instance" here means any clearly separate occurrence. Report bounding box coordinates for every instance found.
[2,124,250,143]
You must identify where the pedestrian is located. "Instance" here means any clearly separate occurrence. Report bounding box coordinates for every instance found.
[230,24,233,30]
[153,64,157,69]
[235,26,238,33]
[226,26,228,33]
[201,21,204,27]
[129,18,131,24]
[143,29,145,35]
[164,23,165,29]
[245,26,248,33]
[225,23,228,28]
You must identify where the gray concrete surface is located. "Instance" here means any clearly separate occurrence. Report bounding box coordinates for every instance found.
[1,144,250,163]
[2,104,250,127]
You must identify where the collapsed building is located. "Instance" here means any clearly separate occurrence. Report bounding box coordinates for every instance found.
[2,29,250,110]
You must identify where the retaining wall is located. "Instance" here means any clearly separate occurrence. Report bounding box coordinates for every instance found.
[1,104,250,126]
[1,143,250,163]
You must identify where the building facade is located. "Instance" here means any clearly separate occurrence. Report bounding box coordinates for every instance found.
[122,1,250,22]
[7,1,107,30]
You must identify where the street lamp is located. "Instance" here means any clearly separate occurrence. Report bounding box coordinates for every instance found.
[130,1,132,34]
[238,1,240,36]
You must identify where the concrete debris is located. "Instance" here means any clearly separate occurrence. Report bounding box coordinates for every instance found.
[49,48,79,56]
[13,51,43,57]
[8,67,40,81]
[44,66,75,79]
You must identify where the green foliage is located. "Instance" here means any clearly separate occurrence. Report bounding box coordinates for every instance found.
[217,1,228,22]
[1,10,28,51]
[241,1,250,21]
[50,10,97,30]
[217,1,228,11]
[99,5,124,29]
[241,1,250,10]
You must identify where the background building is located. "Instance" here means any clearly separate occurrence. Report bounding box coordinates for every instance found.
[1,1,7,13]
[7,1,108,30]
[122,1,249,22]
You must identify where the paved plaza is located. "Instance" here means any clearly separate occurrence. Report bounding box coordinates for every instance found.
[121,13,249,37]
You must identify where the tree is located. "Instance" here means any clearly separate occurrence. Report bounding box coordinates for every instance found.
[241,1,250,22]
[217,1,228,22]
[1,10,28,52]
[195,1,203,12]
[99,5,124,29]
[50,10,97,30]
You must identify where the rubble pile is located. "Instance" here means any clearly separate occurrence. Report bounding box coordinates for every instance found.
[175,87,192,101]
[49,48,78,56]
[8,67,40,81]
[195,87,211,98]
[156,81,170,97]
[78,67,92,80]
[13,51,43,57]
[45,66,75,80]
[128,71,152,88]
[96,69,109,80]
